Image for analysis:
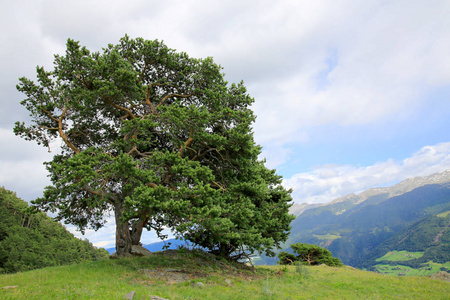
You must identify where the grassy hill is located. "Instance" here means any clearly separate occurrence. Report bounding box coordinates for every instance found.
[1,249,449,299]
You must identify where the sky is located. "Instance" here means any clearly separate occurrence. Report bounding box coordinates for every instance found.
[1,0,450,249]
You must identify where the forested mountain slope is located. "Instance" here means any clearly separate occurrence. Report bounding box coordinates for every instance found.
[285,171,450,274]
[360,212,450,274]
[0,187,109,273]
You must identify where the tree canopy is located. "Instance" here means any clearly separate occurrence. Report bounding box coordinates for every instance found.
[15,35,294,258]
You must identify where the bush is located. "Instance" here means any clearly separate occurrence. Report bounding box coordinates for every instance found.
[294,261,311,278]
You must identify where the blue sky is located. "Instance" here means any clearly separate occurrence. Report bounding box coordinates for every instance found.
[1,0,450,248]
[280,89,450,176]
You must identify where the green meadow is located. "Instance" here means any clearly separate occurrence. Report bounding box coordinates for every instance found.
[376,250,425,262]
[372,261,450,277]
[1,250,449,300]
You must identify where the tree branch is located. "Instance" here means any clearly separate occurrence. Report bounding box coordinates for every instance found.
[57,107,80,154]
[211,181,226,191]
[104,98,136,121]
[179,130,194,158]
[156,93,194,108]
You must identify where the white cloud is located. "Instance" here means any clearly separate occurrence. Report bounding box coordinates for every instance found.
[249,1,450,166]
[260,146,294,170]
[66,216,116,249]
[0,129,53,202]
[4,1,450,149]
[283,142,450,204]
[93,240,114,248]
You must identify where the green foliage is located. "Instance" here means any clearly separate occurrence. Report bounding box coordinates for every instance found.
[278,243,343,267]
[0,187,108,273]
[14,35,294,257]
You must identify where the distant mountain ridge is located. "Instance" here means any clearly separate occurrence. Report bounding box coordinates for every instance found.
[106,238,191,254]
[331,170,450,205]
[289,202,322,216]
[281,170,450,275]
[289,170,450,216]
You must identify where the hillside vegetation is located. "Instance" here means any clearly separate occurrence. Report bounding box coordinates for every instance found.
[0,187,109,273]
[1,249,449,299]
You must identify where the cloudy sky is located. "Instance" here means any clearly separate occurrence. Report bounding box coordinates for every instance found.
[1,0,450,248]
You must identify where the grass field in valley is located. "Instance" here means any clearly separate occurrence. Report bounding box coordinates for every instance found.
[372,261,450,277]
[376,250,425,262]
[1,249,449,299]
[372,250,450,276]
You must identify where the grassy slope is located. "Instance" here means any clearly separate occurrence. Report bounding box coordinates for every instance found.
[1,250,449,300]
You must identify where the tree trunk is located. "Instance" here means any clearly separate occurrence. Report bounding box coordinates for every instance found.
[219,243,232,258]
[114,201,132,256]
[130,218,146,245]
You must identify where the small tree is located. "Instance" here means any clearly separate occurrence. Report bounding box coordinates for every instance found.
[14,35,294,257]
[278,243,343,266]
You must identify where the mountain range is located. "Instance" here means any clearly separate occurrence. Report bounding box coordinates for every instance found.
[266,170,450,275]
[289,170,450,218]
[106,238,191,254]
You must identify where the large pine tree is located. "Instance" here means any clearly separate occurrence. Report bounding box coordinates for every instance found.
[15,36,294,257]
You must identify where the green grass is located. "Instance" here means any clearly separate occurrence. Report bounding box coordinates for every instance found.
[312,233,341,241]
[1,250,449,299]
[373,261,450,277]
[437,210,450,218]
[376,250,424,262]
